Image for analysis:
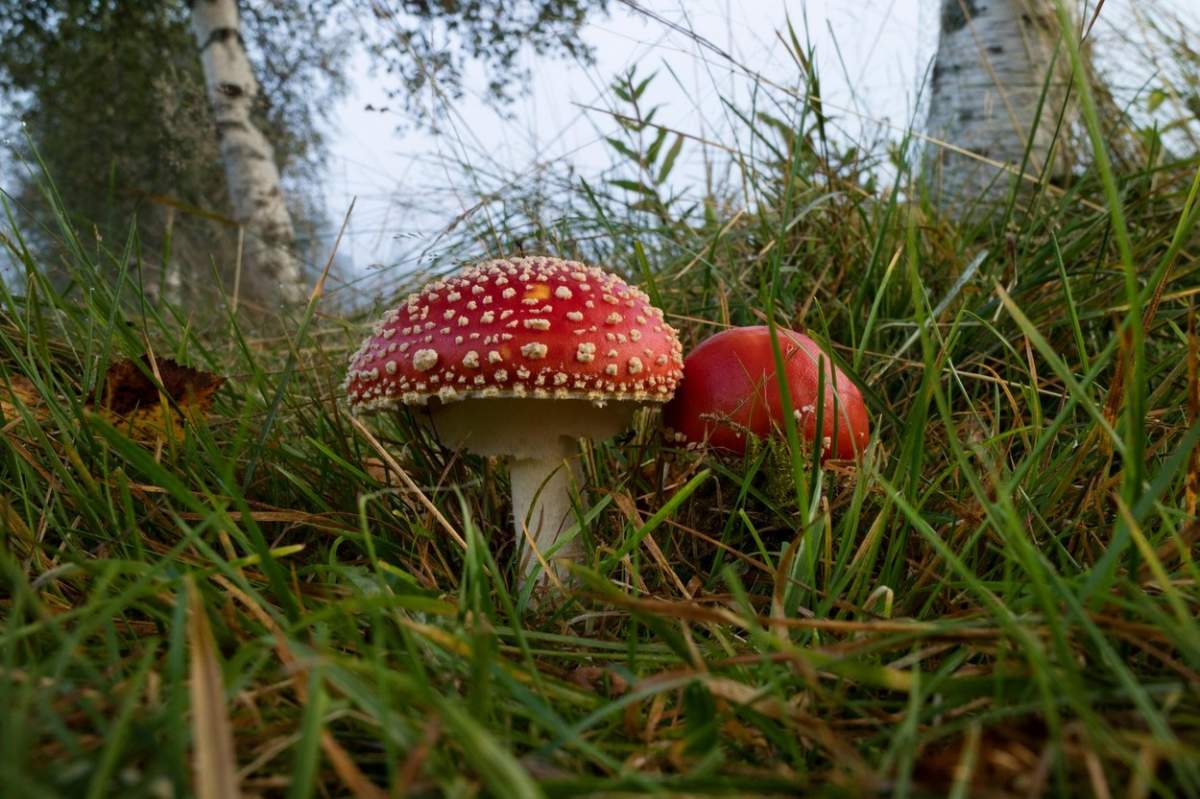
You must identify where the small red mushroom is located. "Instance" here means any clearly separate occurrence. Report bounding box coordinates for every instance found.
[663,325,869,459]
[344,256,684,589]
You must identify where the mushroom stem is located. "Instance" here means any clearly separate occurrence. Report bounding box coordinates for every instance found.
[509,445,583,589]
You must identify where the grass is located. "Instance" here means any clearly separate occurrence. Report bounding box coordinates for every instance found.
[2,48,1200,799]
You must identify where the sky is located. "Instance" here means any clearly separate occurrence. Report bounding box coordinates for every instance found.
[318,0,1197,291]
[320,0,939,284]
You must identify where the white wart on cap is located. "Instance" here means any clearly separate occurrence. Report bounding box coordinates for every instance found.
[344,256,683,410]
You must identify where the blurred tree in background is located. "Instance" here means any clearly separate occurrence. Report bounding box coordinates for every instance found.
[0,0,608,309]
[0,1,347,309]
[921,0,1189,222]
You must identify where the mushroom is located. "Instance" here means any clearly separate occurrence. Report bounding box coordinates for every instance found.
[344,256,684,589]
[663,325,869,459]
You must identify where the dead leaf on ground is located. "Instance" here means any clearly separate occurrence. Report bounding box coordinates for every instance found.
[914,718,1051,797]
[363,456,402,486]
[0,374,47,422]
[2,355,223,445]
[90,356,224,444]
[1,496,37,557]
[569,665,629,697]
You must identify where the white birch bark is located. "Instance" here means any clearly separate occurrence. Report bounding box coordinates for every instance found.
[923,0,1080,216]
[189,0,307,305]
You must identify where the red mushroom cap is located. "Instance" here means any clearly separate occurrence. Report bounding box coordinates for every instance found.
[663,325,869,459]
[344,256,684,410]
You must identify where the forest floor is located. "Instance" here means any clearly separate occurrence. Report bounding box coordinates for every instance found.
[2,72,1200,797]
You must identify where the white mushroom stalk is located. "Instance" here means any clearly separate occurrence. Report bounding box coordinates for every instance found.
[343,256,684,593]
[431,397,638,586]
[508,449,582,583]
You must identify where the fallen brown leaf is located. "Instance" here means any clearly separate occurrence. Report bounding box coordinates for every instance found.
[914,718,1051,797]
[92,355,224,443]
[569,665,629,697]
[362,456,401,486]
[0,374,46,422]
[0,496,37,556]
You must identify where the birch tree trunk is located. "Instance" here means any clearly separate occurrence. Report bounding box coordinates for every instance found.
[923,0,1080,217]
[189,0,307,306]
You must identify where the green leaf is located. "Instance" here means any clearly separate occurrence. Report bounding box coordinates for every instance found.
[655,134,685,185]
[605,137,641,163]
[632,71,656,101]
[608,179,657,197]
[646,126,670,165]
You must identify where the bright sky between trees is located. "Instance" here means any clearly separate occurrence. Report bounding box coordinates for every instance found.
[322,0,939,279]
